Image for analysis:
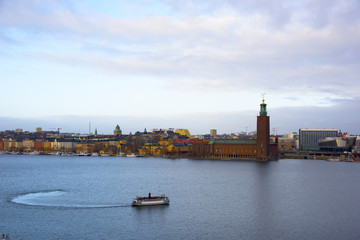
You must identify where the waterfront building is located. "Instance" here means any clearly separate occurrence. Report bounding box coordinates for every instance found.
[284,132,299,149]
[23,140,34,152]
[43,141,52,152]
[317,135,357,153]
[14,141,23,152]
[34,141,43,152]
[0,138,4,151]
[36,127,42,133]
[299,129,338,151]
[52,139,76,152]
[173,142,189,155]
[190,99,278,160]
[278,138,294,151]
[139,143,167,156]
[76,143,96,154]
[3,139,11,151]
[277,133,298,151]
[208,139,258,159]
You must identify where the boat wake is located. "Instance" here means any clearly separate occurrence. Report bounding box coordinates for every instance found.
[11,190,130,208]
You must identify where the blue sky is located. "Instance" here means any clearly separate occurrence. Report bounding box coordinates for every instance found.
[0,0,359,134]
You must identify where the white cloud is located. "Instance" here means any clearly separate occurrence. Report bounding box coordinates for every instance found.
[0,0,359,125]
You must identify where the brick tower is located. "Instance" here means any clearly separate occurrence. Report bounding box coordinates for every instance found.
[256,98,270,159]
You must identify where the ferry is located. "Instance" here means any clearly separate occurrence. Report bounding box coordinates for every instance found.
[1,234,9,240]
[132,193,170,206]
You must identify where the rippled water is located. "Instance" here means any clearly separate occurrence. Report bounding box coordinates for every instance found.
[1,155,360,239]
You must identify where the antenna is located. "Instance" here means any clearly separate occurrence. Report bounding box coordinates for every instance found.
[272,127,278,136]
[261,93,266,100]
[89,121,91,134]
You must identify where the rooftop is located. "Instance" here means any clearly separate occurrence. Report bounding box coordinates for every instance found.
[299,129,338,132]
[209,139,257,145]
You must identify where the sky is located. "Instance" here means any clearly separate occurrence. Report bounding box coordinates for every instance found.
[0,0,359,135]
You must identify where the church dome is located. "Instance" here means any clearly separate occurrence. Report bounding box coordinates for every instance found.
[114,124,122,135]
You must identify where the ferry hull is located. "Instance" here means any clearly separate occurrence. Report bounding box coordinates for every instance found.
[131,196,170,206]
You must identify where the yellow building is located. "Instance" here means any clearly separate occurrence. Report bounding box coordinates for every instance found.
[3,139,16,151]
[76,143,96,154]
[210,129,217,138]
[277,138,293,151]
[43,141,52,152]
[14,141,23,151]
[167,144,176,154]
[3,139,11,151]
[23,140,34,152]
[158,140,173,146]
[138,147,149,156]
[152,147,165,156]
[176,129,191,137]
[139,143,167,156]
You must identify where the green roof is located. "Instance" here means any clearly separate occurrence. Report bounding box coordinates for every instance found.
[114,124,122,133]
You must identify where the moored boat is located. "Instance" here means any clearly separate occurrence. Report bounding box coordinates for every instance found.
[76,152,91,156]
[29,151,40,155]
[132,193,170,206]
[328,158,340,162]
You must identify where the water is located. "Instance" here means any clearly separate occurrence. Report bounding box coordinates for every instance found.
[1,155,360,240]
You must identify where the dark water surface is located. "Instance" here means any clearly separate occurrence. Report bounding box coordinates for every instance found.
[1,155,360,239]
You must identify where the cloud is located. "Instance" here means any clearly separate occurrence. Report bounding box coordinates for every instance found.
[0,0,359,116]
[271,97,360,134]
[162,0,360,27]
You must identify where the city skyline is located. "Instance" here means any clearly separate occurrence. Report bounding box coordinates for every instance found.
[1,0,359,134]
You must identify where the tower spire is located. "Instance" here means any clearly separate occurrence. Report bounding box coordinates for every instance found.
[260,94,267,116]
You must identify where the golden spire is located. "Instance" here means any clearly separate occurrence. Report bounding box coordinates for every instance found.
[261,93,266,104]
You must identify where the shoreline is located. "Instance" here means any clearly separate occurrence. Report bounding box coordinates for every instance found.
[1,151,359,162]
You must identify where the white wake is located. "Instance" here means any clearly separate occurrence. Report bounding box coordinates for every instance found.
[11,190,128,208]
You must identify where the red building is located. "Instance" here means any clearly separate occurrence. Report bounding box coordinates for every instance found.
[190,99,278,160]
[0,138,4,151]
[34,141,43,152]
